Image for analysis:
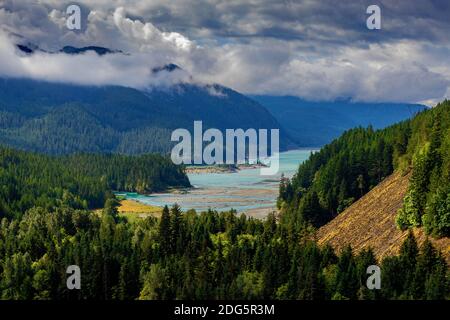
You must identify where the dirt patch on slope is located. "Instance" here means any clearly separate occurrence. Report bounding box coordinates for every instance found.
[316,172,450,264]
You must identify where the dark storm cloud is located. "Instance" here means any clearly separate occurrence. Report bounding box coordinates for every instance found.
[120,0,450,45]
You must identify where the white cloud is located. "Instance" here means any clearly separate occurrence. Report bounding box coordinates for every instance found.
[0,31,192,88]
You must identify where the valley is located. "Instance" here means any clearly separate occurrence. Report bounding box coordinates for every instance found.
[1,0,449,304]
[118,149,316,218]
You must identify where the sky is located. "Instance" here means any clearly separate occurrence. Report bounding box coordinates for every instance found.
[0,0,449,105]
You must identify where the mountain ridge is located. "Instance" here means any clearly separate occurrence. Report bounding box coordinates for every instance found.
[0,77,294,155]
[251,95,427,146]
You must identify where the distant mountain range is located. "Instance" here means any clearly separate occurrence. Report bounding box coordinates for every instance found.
[251,95,427,147]
[0,77,294,155]
[1,43,427,155]
[0,76,426,156]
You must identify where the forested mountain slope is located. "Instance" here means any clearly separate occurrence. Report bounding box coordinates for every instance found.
[279,100,450,239]
[0,78,293,155]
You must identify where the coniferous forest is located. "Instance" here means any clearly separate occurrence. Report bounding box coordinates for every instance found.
[0,147,190,219]
[0,102,449,300]
[0,202,447,300]
[1,1,450,313]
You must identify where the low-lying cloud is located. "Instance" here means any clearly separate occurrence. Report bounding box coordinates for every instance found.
[0,31,193,88]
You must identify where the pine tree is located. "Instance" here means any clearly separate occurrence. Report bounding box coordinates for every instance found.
[159,205,171,255]
[334,246,358,299]
[355,248,378,300]
[170,204,184,254]
[399,231,419,297]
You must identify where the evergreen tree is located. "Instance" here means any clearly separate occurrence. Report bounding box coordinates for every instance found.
[159,206,171,255]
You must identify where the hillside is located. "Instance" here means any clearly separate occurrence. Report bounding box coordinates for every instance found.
[316,171,450,264]
[0,78,294,155]
[0,145,190,219]
[279,100,450,237]
[252,95,426,146]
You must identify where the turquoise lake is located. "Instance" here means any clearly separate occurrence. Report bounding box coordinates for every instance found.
[120,149,316,217]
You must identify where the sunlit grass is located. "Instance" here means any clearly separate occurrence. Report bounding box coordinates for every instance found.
[118,199,162,222]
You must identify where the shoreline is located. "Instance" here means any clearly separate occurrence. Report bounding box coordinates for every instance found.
[185,163,268,174]
[117,149,316,218]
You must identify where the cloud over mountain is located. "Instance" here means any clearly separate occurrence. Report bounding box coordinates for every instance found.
[0,0,449,104]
